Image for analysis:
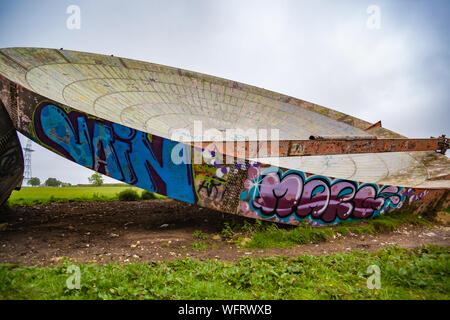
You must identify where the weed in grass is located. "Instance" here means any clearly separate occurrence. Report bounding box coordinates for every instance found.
[192,241,208,251]
[117,189,140,201]
[141,191,157,200]
[91,192,106,201]
[246,222,333,248]
[221,222,234,239]
[220,218,274,240]
[193,230,208,240]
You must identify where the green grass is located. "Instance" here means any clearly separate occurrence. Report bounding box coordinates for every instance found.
[246,223,334,248]
[335,211,431,235]
[6,186,166,206]
[0,245,448,300]
[193,230,209,240]
[192,241,208,251]
[225,212,433,249]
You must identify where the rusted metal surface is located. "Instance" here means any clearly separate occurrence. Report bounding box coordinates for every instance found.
[196,137,444,158]
[429,174,450,181]
[436,135,448,155]
[287,137,444,156]
[365,120,382,131]
[309,135,377,140]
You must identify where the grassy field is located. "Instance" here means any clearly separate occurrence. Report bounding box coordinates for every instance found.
[6,186,166,206]
[0,245,448,300]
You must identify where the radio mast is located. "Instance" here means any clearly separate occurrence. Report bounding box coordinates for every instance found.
[23,139,34,185]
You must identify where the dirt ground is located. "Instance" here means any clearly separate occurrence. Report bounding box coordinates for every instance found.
[0,200,449,266]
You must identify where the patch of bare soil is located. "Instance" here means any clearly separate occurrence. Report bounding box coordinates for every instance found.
[0,200,449,266]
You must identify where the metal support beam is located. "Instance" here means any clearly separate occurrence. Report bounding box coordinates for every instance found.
[194,136,447,159]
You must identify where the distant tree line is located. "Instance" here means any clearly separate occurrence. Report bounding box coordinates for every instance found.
[27,173,104,187]
[27,177,71,187]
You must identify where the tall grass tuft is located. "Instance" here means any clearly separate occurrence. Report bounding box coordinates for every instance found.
[141,190,157,200]
[117,189,140,201]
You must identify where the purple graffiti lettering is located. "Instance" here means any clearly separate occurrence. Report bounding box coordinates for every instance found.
[244,168,405,223]
[295,178,330,218]
[252,172,303,217]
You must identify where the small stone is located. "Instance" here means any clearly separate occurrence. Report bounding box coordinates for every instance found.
[50,256,64,262]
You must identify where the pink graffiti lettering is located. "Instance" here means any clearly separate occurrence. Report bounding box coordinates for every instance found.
[246,169,404,223]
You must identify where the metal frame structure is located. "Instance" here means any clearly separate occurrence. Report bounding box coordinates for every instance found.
[0,47,448,225]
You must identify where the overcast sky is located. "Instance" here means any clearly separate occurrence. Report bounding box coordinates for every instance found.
[0,0,449,185]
